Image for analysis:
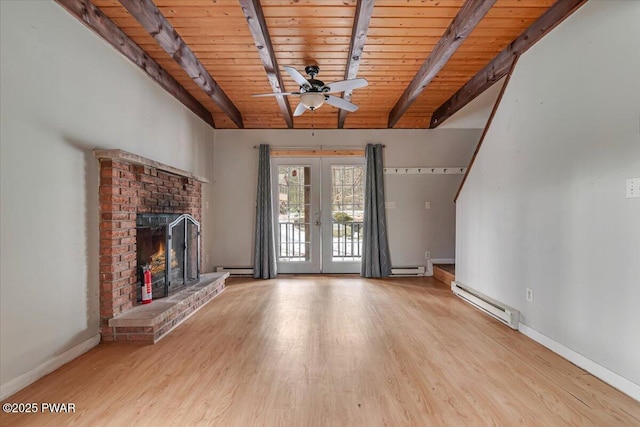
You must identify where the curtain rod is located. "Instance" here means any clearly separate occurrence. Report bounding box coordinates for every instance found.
[252,145,385,149]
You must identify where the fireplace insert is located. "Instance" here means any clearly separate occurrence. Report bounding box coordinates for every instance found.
[136,213,200,301]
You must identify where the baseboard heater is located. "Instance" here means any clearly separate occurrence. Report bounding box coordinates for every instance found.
[451,281,519,329]
[390,266,426,276]
[215,267,254,276]
[217,266,426,277]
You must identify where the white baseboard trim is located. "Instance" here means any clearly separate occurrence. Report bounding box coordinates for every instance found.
[431,258,455,264]
[0,333,101,400]
[518,323,640,402]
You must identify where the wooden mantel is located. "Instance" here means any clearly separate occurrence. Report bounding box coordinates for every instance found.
[94,149,209,183]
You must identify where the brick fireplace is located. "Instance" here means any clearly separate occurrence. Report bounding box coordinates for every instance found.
[95,150,225,342]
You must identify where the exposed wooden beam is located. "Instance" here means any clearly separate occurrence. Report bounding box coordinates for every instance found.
[238,0,292,128]
[54,0,215,129]
[454,57,518,203]
[118,0,243,128]
[338,0,375,129]
[430,0,588,129]
[387,0,496,128]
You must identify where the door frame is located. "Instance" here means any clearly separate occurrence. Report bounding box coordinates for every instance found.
[271,156,365,274]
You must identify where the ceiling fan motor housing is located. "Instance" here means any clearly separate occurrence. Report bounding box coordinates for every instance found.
[303,79,326,92]
[300,65,326,92]
[304,65,320,78]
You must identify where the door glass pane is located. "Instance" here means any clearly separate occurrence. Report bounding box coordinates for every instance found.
[331,165,365,262]
[277,166,311,262]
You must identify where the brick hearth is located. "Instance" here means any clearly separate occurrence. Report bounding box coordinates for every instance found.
[108,272,228,342]
[95,149,218,342]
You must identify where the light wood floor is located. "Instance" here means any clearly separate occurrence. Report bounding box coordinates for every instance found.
[2,276,639,426]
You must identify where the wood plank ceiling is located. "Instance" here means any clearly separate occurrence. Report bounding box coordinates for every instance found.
[71,0,581,130]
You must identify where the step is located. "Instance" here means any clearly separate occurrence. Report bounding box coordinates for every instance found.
[433,264,455,286]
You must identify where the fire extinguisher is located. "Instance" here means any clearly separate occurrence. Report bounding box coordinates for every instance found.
[142,265,152,304]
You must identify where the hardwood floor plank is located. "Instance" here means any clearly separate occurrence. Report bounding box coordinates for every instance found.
[1,276,638,426]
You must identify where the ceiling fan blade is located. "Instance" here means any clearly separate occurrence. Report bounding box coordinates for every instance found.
[293,102,307,116]
[324,95,358,112]
[284,66,310,87]
[324,78,368,93]
[251,92,297,97]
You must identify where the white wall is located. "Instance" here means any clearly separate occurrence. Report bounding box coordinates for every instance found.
[212,129,479,269]
[456,0,640,389]
[0,1,215,395]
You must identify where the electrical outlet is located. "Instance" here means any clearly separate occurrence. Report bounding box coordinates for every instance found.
[425,201,431,209]
[425,251,431,259]
[385,201,396,209]
[526,288,534,303]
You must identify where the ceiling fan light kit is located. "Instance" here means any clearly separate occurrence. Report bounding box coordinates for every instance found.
[252,65,368,116]
[300,93,325,110]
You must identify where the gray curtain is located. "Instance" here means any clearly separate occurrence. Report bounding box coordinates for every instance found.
[253,144,277,279]
[361,144,392,277]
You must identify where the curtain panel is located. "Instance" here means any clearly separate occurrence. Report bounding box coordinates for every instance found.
[253,144,277,279]
[361,144,392,277]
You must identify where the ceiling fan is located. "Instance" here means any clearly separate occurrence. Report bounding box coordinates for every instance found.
[251,65,368,116]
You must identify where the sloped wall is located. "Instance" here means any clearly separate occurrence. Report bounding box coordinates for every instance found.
[456,0,640,389]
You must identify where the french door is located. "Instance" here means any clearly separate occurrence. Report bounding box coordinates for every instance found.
[272,157,365,274]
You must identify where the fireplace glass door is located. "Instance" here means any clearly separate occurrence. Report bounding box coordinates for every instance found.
[137,213,200,301]
[167,214,200,292]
